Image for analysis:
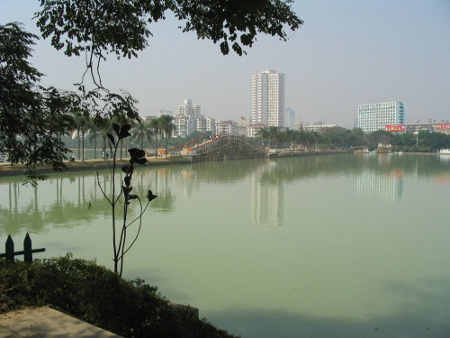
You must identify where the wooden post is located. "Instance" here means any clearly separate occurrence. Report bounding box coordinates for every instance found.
[24,233,32,263]
[5,235,14,263]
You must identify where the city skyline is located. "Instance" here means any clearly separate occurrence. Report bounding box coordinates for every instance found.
[1,0,449,128]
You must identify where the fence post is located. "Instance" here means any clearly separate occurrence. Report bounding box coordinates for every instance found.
[24,233,32,263]
[1,234,45,263]
[5,235,14,263]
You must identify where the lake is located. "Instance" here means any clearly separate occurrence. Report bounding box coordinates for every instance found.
[1,153,449,337]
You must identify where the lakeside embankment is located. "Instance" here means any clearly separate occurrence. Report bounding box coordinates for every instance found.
[0,156,191,178]
[4,149,438,178]
[0,152,336,178]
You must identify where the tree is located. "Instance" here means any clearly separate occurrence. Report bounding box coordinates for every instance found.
[0,22,74,181]
[87,119,101,159]
[159,115,176,157]
[35,1,302,77]
[149,118,162,158]
[72,113,89,161]
[131,120,153,151]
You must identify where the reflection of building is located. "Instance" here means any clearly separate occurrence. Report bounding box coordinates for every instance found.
[358,101,406,133]
[356,169,404,200]
[251,162,283,226]
[252,70,285,127]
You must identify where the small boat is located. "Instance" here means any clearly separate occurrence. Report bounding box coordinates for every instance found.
[439,149,450,155]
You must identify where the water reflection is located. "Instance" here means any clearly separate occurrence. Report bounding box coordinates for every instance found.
[1,154,449,337]
[1,154,449,234]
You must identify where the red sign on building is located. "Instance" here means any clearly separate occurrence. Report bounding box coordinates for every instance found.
[435,123,450,130]
[385,124,405,132]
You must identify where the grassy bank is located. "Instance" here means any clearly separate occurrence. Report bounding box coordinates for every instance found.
[0,255,238,338]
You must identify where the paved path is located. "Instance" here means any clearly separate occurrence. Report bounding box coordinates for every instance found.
[0,306,122,337]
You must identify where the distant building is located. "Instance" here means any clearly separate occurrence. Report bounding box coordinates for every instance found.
[173,99,201,137]
[215,120,237,136]
[247,123,267,138]
[302,122,336,133]
[406,119,450,135]
[284,107,296,130]
[236,117,250,136]
[143,115,158,123]
[173,114,195,138]
[177,99,201,117]
[196,117,215,134]
[251,70,285,127]
[357,101,406,133]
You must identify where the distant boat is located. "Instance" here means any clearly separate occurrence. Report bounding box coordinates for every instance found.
[439,149,450,155]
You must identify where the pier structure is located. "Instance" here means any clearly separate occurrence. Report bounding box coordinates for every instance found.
[179,135,270,162]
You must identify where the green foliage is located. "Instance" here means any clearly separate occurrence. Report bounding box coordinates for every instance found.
[392,131,450,151]
[0,23,74,179]
[35,0,302,58]
[0,256,237,337]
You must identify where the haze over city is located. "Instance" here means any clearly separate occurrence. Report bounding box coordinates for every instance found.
[1,0,449,128]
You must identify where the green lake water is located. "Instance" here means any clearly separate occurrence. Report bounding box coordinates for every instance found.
[1,153,449,337]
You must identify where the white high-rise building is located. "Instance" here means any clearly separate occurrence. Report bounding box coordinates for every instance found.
[173,99,200,137]
[357,101,406,133]
[251,70,285,127]
[177,99,201,118]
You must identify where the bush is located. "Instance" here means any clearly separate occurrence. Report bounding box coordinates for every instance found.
[0,255,237,338]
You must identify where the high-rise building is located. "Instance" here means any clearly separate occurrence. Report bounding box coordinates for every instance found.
[357,101,406,133]
[177,99,201,117]
[251,70,285,127]
[173,99,199,137]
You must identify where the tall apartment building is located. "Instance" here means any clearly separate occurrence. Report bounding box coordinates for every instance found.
[173,99,199,137]
[215,121,237,136]
[196,117,215,134]
[177,99,201,117]
[251,70,285,127]
[357,101,406,133]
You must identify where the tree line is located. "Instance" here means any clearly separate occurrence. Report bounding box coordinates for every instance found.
[256,126,450,152]
[66,114,175,161]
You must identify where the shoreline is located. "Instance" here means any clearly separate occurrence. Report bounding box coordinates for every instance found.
[0,156,191,178]
[1,150,442,178]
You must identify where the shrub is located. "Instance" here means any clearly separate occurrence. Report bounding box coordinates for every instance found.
[0,255,237,338]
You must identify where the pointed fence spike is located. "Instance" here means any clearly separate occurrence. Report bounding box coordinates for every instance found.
[24,233,32,263]
[5,235,14,262]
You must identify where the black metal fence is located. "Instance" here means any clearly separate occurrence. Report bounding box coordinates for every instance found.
[0,233,45,263]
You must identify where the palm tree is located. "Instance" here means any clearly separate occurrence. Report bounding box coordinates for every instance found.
[87,119,101,159]
[267,127,280,148]
[72,113,89,161]
[159,115,175,157]
[257,128,270,147]
[131,121,153,152]
[149,118,161,158]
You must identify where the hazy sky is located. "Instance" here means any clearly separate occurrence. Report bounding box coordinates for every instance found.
[1,0,449,128]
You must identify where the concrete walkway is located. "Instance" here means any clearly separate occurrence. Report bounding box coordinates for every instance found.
[0,306,122,337]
